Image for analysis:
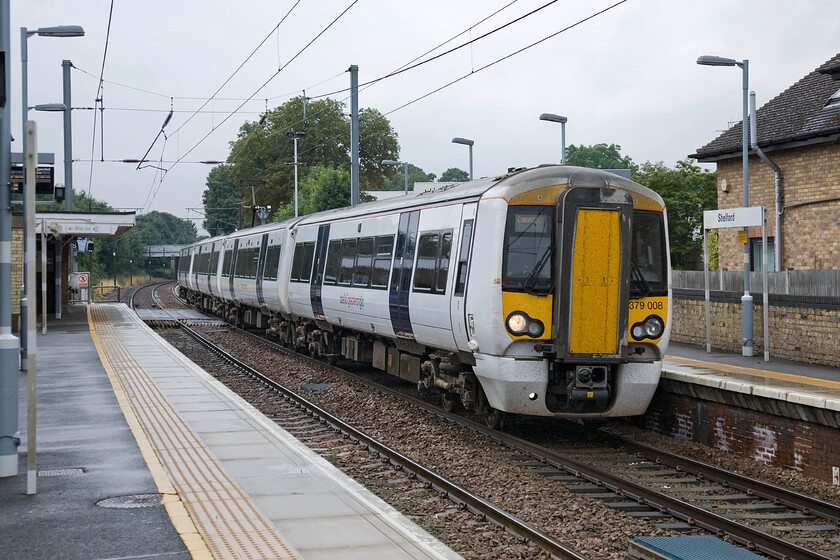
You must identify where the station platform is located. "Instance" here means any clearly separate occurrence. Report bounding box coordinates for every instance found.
[664,342,840,413]
[0,303,462,560]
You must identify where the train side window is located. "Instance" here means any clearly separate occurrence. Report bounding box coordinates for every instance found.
[223,249,234,277]
[371,235,393,289]
[354,237,374,287]
[437,231,452,293]
[210,249,220,275]
[324,240,341,284]
[236,248,246,278]
[247,248,258,278]
[291,242,316,283]
[414,233,439,292]
[263,245,281,281]
[239,248,249,278]
[302,242,315,282]
[290,243,304,281]
[338,239,357,285]
[454,220,473,296]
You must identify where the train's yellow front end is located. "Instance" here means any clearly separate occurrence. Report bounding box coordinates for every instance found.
[474,167,670,418]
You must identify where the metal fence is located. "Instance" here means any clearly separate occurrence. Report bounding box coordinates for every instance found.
[672,269,840,297]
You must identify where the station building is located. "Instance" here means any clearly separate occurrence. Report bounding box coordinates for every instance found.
[690,52,840,271]
[11,210,135,325]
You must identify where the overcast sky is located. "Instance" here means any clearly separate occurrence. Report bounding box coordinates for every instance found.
[12,0,840,234]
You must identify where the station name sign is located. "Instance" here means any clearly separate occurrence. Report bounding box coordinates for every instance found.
[703,206,763,229]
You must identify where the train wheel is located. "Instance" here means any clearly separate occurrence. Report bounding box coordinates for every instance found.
[483,408,504,430]
[441,392,459,413]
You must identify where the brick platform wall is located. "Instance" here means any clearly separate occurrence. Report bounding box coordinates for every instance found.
[644,387,839,484]
[671,291,840,367]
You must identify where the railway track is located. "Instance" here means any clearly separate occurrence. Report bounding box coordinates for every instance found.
[147,284,840,560]
[235,325,840,560]
[177,320,588,560]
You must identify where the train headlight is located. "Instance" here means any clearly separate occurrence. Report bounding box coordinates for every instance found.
[507,313,528,333]
[631,315,665,341]
[506,311,544,338]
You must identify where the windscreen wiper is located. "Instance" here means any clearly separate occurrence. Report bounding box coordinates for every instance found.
[630,260,651,298]
[523,247,553,295]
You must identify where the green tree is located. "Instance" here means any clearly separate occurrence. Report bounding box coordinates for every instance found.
[272,165,352,221]
[633,160,717,269]
[99,211,198,281]
[378,163,434,192]
[565,143,637,174]
[439,167,469,182]
[202,164,241,236]
[225,96,399,217]
[73,189,113,213]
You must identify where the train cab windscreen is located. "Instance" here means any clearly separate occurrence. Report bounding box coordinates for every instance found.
[630,210,668,297]
[502,206,553,295]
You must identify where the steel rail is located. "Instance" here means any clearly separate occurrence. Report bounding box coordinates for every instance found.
[619,438,840,524]
[234,330,831,560]
[128,280,168,310]
[177,322,590,560]
[168,296,833,560]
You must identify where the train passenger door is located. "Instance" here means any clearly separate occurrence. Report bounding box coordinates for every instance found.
[310,224,331,320]
[255,233,269,306]
[451,203,477,352]
[389,211,420,337]
[229,239,239,300]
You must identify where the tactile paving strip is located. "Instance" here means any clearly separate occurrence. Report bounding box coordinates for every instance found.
[89,304,300,560]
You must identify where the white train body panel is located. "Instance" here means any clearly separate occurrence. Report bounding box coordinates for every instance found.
[178,166,671,419]
[318,212,400,337]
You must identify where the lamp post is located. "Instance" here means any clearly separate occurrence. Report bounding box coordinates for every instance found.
[539,113,567,164]
[697,54,753,357]
[286,130,305,217]
[20,24,84,369]
[382,160,409,194]
[33,102,68,319]
[451,137,474,180]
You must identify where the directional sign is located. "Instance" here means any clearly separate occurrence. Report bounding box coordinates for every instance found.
[703,206,763,229]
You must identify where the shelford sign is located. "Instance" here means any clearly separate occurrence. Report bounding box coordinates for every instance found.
[703,206,763,229]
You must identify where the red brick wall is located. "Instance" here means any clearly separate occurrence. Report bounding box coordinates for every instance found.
[644,390,839,483]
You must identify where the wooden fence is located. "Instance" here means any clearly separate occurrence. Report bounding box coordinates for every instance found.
[672,270,840,297]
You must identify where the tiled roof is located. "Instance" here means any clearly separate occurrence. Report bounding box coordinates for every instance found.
[690,53,840,160]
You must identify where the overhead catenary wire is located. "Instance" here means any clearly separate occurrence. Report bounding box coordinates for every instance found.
[167,0,303,138]
[145,0,359,210]
[86,0,115,205]
[226,0,529,165]
[385,1,627,115]
[72,64,347,103]
[291,0,627,165]
[310,0,559,99]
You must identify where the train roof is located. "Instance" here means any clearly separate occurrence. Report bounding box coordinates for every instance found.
[188,165,663,244]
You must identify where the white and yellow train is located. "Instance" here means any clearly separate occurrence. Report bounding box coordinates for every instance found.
[178,165,671,426]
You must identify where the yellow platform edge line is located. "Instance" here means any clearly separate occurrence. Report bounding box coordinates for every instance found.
[666,354,840,390]
[87,305,214,560]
